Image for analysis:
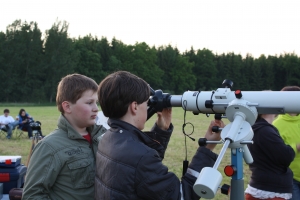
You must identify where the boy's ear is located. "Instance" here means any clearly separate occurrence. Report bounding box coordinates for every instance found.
[129,102,138,115]
[62,101,72,114]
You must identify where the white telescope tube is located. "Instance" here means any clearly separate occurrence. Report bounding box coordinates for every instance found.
[170,90,300,114]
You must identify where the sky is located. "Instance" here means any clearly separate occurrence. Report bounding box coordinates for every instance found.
[1,0,300,58]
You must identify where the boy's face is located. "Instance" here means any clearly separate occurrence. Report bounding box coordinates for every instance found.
[136,100,148,130]
[69,90,99,129]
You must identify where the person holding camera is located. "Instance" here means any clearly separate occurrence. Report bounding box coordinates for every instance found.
[95,71,225,200]
[17,108,33,139]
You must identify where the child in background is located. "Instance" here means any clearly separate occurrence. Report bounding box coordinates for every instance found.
[23,74,107,200]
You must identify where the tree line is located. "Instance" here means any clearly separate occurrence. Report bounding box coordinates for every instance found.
[1,19,300,103]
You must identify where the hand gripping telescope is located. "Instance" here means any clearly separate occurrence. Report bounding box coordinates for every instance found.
[147,80,300,200]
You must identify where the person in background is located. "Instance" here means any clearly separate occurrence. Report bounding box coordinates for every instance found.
[16,110,44,138]
[17,108,34,139]
[245,112,295,200]
[22,74,107,200]
[95,71,225,200]
[0,108,19,139]
[273,86,300,200]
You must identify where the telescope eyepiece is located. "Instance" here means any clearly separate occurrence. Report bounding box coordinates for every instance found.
[147,89,172,120]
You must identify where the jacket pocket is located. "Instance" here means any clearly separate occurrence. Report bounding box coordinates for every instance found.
[67,158,95,189]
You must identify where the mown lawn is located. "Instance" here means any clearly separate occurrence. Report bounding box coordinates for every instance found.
[0,106,251,199]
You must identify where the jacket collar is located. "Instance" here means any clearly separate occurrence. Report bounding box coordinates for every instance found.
[57,114,101,140]
[108,118,163,149]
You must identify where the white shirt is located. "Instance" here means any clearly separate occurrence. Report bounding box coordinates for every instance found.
[0,115,15,128]
[95,111,110,129]
[245,184,292,199]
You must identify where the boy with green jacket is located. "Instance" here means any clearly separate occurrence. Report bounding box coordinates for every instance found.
[23,74,106,200]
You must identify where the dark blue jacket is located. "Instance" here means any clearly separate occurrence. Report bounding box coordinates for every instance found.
[18,113,33,130]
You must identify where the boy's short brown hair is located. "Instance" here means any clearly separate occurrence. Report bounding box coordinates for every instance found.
[56,74,98,113]
[98,71,150,119]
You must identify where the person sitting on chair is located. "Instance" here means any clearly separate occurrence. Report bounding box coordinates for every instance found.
[0,109,19,139]
[17,108,33,139]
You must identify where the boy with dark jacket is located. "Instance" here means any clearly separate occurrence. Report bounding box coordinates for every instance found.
[95,71,224,200]
[23,74,107,200]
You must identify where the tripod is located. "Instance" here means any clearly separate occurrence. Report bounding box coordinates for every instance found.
[26,129,43,167]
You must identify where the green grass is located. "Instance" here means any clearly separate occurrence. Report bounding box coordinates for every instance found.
[0,106,251,199]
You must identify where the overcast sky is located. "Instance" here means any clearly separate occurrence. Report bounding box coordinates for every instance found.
[1,0,299,58]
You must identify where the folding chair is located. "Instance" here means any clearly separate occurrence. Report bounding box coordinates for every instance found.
[0,128,8,138]
[0,126,15,139]
[13,126,27,138]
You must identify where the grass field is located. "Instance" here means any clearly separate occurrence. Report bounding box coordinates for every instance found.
[0,106,251,199]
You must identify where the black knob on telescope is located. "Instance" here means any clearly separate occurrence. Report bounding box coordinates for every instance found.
[212,126,221,133]
[222,79,233,89]
[198,138,207,147]
[205,100,214,108]
[220,184,230,195]
[214,114,222,120]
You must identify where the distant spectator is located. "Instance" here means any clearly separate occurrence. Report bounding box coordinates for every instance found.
[0,109,19,139]
[17,108,33,139]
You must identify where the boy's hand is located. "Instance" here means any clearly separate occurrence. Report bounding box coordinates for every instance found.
[156,108,172,131]
[205,119,225,151]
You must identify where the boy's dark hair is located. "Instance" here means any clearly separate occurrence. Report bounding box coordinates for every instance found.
[98,71,150,118]
[4,109,9,113]
[56,74,98,113]
[281,86,300,91]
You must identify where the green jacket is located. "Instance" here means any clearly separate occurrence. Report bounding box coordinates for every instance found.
[273,113,300,182]
[22,115,106,200]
